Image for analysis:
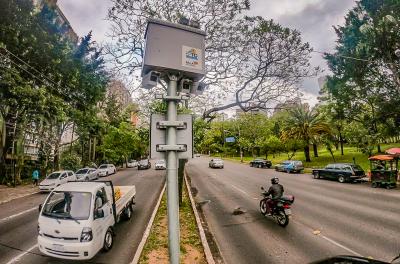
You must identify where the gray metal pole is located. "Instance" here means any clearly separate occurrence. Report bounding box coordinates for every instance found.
[166,75,180,264]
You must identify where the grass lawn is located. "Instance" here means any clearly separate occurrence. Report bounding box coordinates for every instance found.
[139,181,206,264]
[224,143,400,173]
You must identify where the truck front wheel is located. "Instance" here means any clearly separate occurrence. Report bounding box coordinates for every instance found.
[103,228,114,251]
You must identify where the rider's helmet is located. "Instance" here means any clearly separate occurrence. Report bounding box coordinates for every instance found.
[271,177,279,184]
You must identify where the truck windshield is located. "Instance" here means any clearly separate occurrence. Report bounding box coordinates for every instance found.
[42,191,92,220]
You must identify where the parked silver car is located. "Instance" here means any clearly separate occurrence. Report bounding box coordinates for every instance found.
[75,168,98,181]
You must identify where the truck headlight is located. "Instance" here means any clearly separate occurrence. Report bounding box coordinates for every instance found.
[80,227,93,242]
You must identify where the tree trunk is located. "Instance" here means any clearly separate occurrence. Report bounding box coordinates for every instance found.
[69,123,75,154]
[304,145,311,162]
[92,137,96,161]
[313,143,318,157]
[240,147,243,163]
[88,138,92,162]
[377,144,381,153]
[339,131,344,155]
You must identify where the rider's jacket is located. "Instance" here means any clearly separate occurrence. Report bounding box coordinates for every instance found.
[266,183,284,199]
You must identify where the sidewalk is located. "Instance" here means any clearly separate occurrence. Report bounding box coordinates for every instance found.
[0,184,39,205]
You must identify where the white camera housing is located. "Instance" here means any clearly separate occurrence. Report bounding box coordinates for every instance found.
[142,71,160,89]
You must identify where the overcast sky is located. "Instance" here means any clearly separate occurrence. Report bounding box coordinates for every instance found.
[58,0,356,106]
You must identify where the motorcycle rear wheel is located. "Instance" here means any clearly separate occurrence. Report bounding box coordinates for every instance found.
[259,199,268,215]
[276,211,289,227]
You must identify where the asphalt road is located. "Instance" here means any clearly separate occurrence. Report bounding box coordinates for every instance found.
[0,167,165,264]
[187,157,400,264]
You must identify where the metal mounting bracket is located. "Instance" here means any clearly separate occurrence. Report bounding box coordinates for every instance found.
[156,144,187,152]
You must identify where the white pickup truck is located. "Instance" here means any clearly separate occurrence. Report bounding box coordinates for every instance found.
[37,181,136,260]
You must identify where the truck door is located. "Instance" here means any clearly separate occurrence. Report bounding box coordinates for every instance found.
[93,188,113,250]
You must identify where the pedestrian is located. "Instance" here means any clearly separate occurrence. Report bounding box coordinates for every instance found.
[32,168,39,186]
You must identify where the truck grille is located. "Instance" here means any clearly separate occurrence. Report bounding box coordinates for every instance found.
[45,247,79,257]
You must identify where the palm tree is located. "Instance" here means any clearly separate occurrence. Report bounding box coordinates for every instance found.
[281,107,331,162]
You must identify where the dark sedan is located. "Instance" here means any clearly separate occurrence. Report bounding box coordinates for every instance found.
[312,163,365,183]
[249,158,272,168]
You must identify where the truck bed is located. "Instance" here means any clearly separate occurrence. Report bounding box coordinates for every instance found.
[115,186,136,216]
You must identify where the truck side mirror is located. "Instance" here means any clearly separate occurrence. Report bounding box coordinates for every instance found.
[95,209,104,219]
[38,204,42,212]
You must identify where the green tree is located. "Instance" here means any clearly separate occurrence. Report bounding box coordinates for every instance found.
[99,122,139,166]
[281,107,331,162]
[325,0,400,151]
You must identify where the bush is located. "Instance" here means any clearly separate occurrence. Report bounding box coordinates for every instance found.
[60,153,82,171]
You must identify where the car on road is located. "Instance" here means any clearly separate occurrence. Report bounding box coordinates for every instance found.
[209,158,224,169]
[97,164,116,177]
[75,168,98,181]
[195,153,201,157]
[127,160,138,168]
[275,160,304,173]
[38,181,136,260]
[138,159,151,170]
[312,163,365,183]
[155,159,166,170]
[249,158,272,168]
[39,170,76,192]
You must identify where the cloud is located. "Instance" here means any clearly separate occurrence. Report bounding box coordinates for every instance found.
[58,0,112,43]
[249,0,356,97]
[57,0,356,101]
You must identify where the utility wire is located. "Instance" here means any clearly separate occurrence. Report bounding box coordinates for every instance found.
[313,50,399,66]
[0,46,61,88]
[0,52,50,87]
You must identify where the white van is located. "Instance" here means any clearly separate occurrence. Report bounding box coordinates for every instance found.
[37,181,136,260]
[39,171,76,192]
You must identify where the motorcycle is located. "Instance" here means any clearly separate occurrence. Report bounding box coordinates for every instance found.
[259,187,295,227]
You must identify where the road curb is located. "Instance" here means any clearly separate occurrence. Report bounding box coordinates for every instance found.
[0,190,40,205]
[184,171,216,264]
[130,182,166,264]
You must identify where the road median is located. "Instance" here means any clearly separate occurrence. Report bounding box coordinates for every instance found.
[136,173,211,264]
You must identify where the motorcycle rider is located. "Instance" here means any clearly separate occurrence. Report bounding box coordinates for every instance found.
[264,177,284,215]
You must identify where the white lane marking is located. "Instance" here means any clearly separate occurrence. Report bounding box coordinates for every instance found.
[230,185,249,196]
[230,184,259,200]
[0,207,36,223]
[319,234,362,256]
[6,243,38,264]
[131,183,166,264]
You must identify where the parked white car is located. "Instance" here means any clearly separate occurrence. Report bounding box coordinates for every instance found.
[75,168,98,181]
[39,171,76,192]
[127,160,138,168]
[98,164,116,177]
[155,159,166,170]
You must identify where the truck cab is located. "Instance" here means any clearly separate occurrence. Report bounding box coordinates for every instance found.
[37,181,135,260]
